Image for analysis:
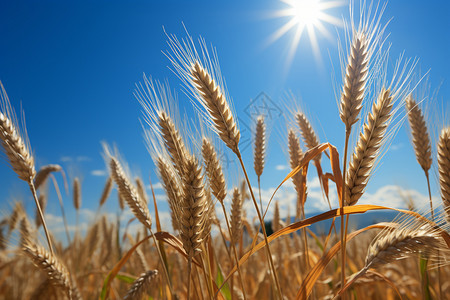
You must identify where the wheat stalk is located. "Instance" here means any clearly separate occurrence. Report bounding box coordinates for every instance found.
[190,62,240,154]
[438,127,450,222]
[345,88,393,206]
[201,137,227,203]
[109,156,152,230]
[36,192,47,228]
[124,270,158,300]
[0,83,53,253]
[178,156,210,300]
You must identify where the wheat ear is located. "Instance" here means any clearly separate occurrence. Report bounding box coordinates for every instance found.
[230,188,243,245]
[99,176,113,207]
[346,88,393,206]
[20,214,34,246]
[365,219,448,270]
[158,110,190,177]
[201,137,227,203]
[123,270,158,300]
[34,164,62,190]
[0,83,53,253]
[339,33,369,129]
[288,129,306,220]
[438,127,450,222]
[109,156,152,230]
[23,242,79,300]
[272,200,281,233]
[296,112,321,161]
[156,156,182,231]
[254,115,266,177]
[178,156,209,258]
[179,156,210,300]
[190,62,240,154]
[8,201,24,236]
[405,96,432,172]
[0,88,36,182]
[135,177,148,205]
[73,177,81,210]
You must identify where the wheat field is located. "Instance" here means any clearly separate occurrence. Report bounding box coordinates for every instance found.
[0,1,449,300]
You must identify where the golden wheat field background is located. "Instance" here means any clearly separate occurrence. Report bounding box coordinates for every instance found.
[0,0,449,299]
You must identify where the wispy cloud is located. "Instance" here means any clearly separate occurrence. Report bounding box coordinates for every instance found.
[275,164,289,171]
[390,143,404,151]
[60,156,92,163]
[91,169,107,177]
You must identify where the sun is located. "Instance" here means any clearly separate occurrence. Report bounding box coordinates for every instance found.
[290,0,321,26]
[268,0,345,67]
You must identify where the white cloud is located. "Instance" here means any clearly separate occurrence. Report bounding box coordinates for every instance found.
[275,165,288,171]
[390,143,403,151]
[91,169,107,177]
[59,156,91,163]
[60,156,72,162]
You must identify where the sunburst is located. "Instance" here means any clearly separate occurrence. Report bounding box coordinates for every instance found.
[268,0,345,66]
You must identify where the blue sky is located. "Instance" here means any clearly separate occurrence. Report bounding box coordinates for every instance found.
[0,0,449,237]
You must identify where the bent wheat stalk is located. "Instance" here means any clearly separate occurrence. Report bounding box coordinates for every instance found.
[189,60,282,299]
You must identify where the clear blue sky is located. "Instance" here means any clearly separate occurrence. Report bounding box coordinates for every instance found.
[0,0,449,228]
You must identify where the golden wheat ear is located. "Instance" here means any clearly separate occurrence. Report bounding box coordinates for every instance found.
[201,137,227,203]
[23,241,81,300]
[0,82,36,182]
[156,156,183,232]
[405,95,432,172]
[365,212,450,270]
[253,115,266,177]
[438,127,450,221]
[287,129,305,219]
[230,187,243,245]
[123,270,158,300]
[339,32,369,129]
[98,176,113,207]
[104,144,152,230]
[345,88,394,206]
[190,62,240,154]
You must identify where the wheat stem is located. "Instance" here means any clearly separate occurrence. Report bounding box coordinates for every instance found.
[29,182,54,255]
[236,152,283,300]
[340,128,351,300]
[220,200,248,300]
